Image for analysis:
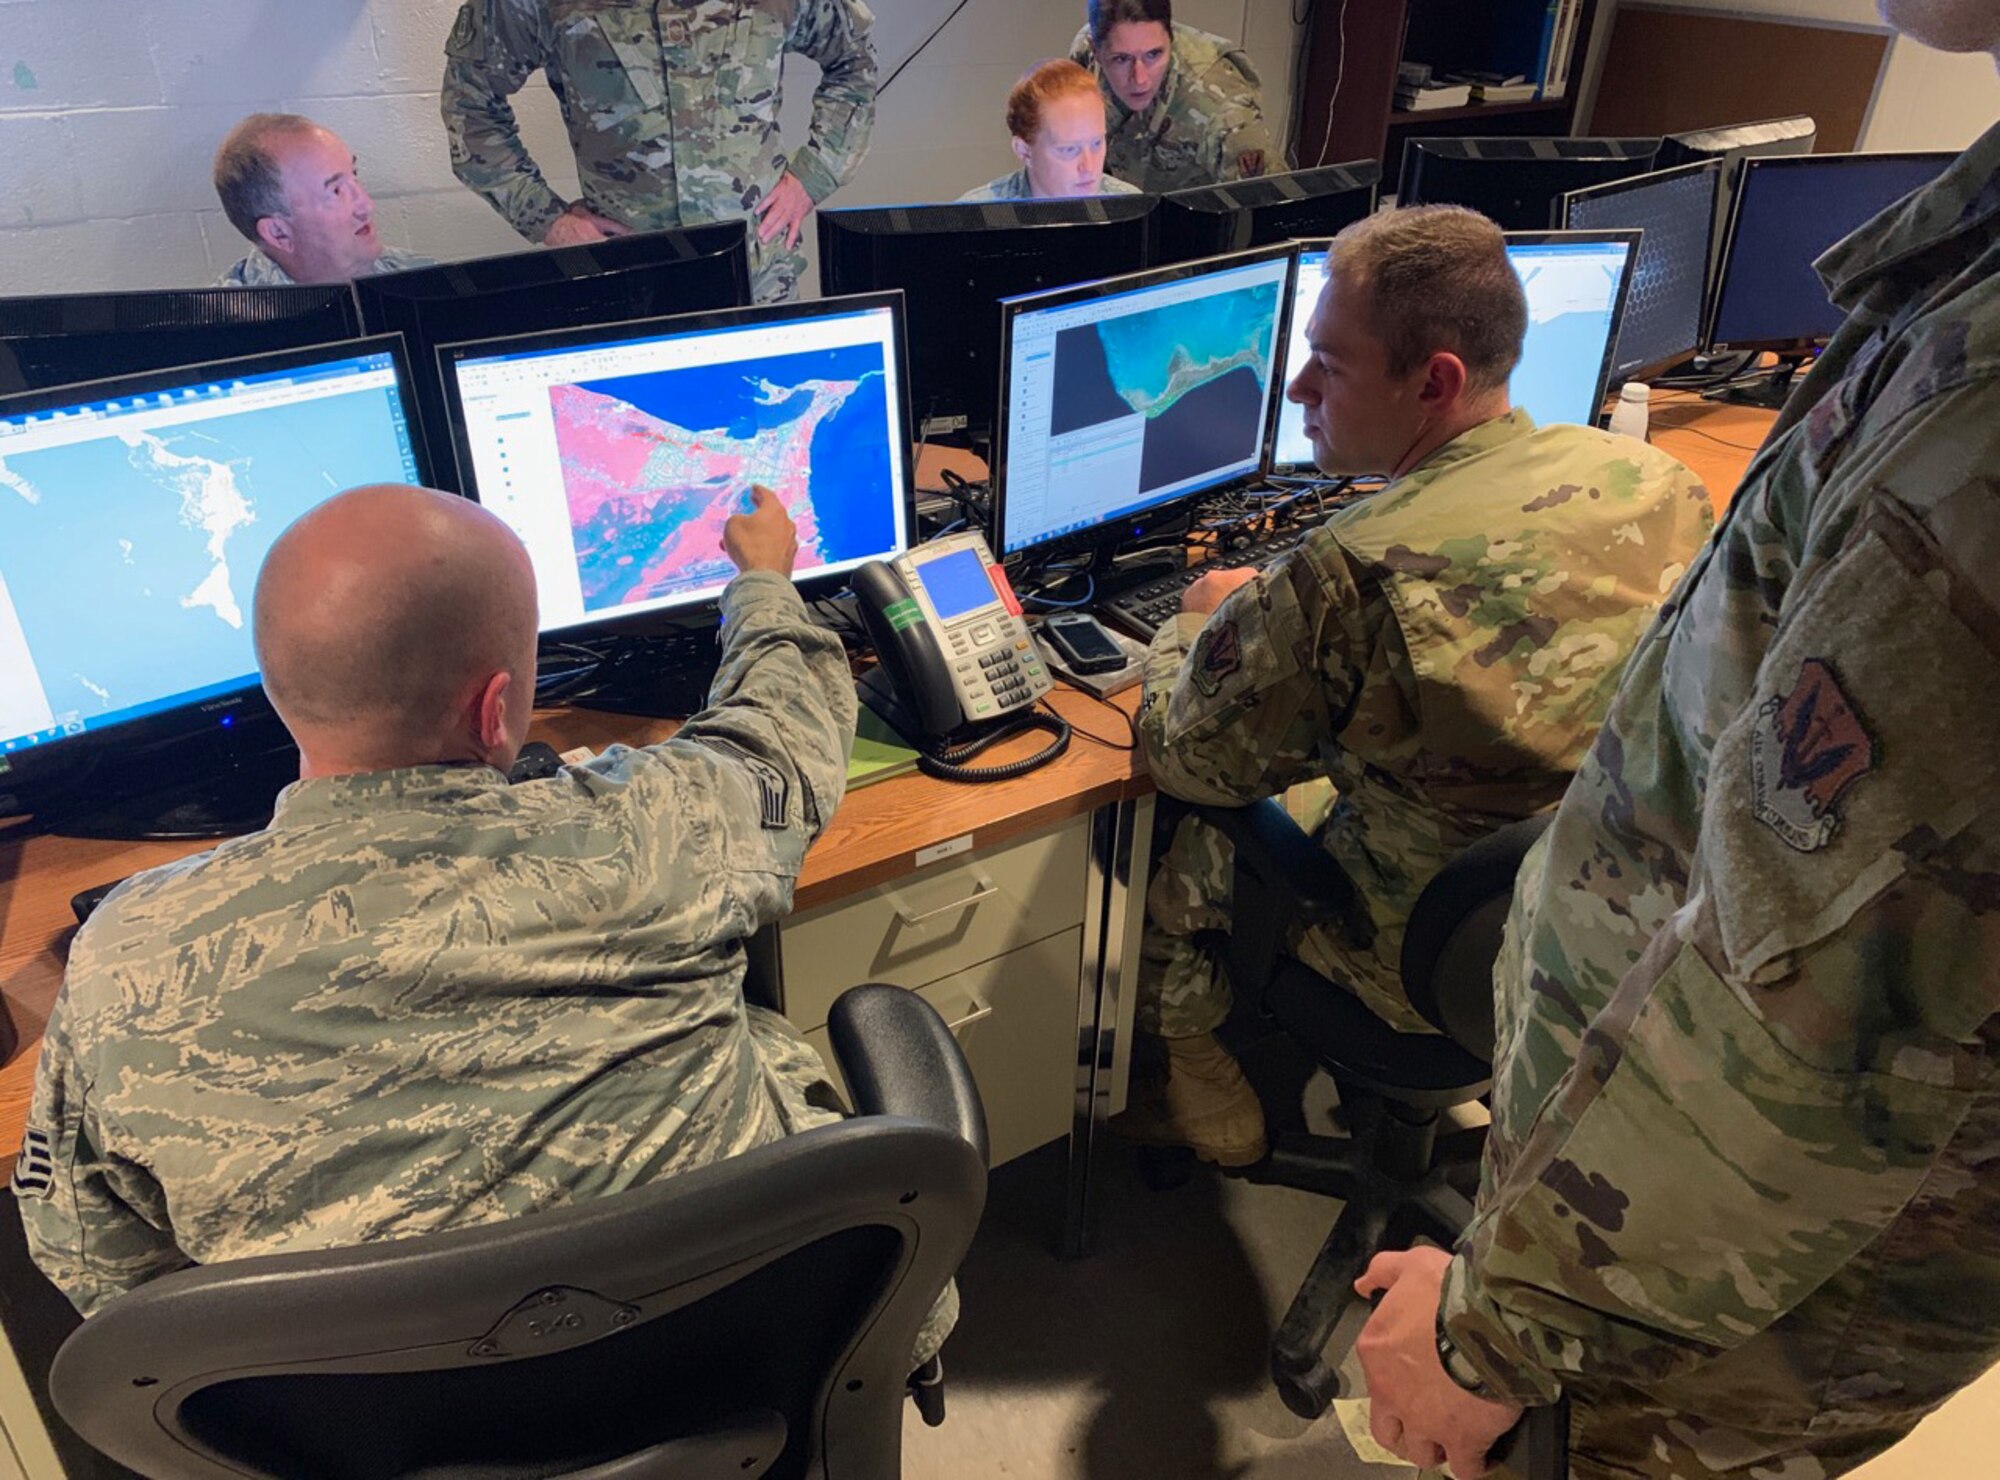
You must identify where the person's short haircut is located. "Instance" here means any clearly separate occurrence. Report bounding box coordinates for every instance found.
[1326,205,1528,392]
[1087,0,1172,50]
[1006,60,1104,142]
[213,113,319,243]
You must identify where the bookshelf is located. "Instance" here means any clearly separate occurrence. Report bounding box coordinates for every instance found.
[1292,0,1605,184]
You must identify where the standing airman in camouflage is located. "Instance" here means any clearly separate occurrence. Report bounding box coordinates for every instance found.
[1352,15,2000,1479]
[1069,0,1279,193]
[440,0,880,304]
[1122,207,1714,1167]
[12,482,953,1366]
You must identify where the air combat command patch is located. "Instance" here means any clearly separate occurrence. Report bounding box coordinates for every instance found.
[1750,658,1876,852]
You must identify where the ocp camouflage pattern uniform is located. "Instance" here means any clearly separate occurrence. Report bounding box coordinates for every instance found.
[1067,22,1277,193]
[14,571,955,1362]
[956,168,1142,203]
[441,0,879,304]
[218,245,435,288]
[1439,125,2000,1478]
[1138,411,1714,1036]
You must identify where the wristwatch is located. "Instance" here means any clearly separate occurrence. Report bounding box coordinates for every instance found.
[1435,1310,1491,1396]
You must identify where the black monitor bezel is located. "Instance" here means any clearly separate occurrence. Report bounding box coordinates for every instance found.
[1503,228,1643,428]
[1148,161,1381,268]
[814,194,1159,445]
[0,283,365,396]
[0,333,430,814]
[351,223,752,490]
[1704,149,1955,355]
[1559,158,1723,382]
[1396,135,1662,227]
[992,241,1299,562]
[1266,237,1331,474]
[433,290,920,635]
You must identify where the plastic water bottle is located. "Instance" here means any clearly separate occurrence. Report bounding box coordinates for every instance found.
[1608,382,1651,442]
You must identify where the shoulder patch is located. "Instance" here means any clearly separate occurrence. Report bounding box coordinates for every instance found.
[1750,659,1877,852]
[1191,621,1242,698]
[13,1126,54,1200]
[1237,148,1266,178]
[686,735,792,831]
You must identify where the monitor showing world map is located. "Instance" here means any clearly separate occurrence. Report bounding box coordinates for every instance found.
[441,295,914,635]
[0,340,426,768]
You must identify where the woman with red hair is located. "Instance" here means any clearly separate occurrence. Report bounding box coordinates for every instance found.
[959,59,1141,202]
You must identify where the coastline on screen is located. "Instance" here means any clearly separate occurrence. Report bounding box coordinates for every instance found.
[446,304,912,634]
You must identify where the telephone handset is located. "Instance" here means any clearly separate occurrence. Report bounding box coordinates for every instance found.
[853,531,1068,781]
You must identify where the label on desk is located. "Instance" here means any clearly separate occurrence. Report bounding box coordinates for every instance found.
[915,834,974,867]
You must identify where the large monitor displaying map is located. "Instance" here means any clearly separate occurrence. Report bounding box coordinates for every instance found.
[0,340,426,778]
[442,295,913,634]
[996,245,1292,556]
[1270,231,1636,469]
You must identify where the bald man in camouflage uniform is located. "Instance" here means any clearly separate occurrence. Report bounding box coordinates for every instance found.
[1121,207,1714,1167]
[440,0,878,304]
[14,483,955,1363]
[1353,59,2000,1480]
[1069,5,1278,193]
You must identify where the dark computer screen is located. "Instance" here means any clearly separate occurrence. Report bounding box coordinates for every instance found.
[1652,115,1816,300]
[0,338,429,832]
[816,195,1157,444]
[995,245,1293,556]
[0,285,362,396]
[1708,151,1954,351]
[1562,160,1722,380]
[352,223,751,490]
[1271,231,1635,468]
[438,294,914,635]
[1148,161,1380,267]
[1397,136,1661,230]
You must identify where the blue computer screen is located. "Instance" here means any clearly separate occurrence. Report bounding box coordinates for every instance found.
[0,350,422,758]
[1709,153,1953,349]
[999,252,1290,554]
[916,547,998,620]
[1565,162,1719,378]
[1273,237,1630,467]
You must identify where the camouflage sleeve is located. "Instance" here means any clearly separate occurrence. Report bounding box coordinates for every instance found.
[440,0,568,242]
[1137,539,1365,805]
[1442,389,2000,1406]
[1209,47,1278,181]
[670,569,856,869]
[15,991,194,1317]
[783,0,879,204]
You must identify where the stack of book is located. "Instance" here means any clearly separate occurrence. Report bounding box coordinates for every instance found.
[1445,70,1541,105]
[1395,62,1472,112]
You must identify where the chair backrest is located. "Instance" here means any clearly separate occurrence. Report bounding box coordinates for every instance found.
[51,1118,984,1480]
[1399,814,1554,1061]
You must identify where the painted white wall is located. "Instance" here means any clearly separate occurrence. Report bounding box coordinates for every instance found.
[0,0,1304,297]
[1585,0,2000,150]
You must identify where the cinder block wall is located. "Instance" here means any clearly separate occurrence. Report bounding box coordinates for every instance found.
[0,0,1305,296]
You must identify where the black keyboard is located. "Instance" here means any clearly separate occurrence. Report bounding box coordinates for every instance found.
[1097,530,1309,640]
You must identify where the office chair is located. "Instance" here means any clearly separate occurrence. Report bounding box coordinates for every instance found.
[49,984,988,1480]
[1187,799,1565,1471]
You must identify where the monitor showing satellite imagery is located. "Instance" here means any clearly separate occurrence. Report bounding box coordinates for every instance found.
[447,301,912,633]
[998,249,1290,555]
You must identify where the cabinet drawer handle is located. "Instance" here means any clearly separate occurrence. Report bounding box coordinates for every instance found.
[895,880,998,926]
[943,992,995,1033]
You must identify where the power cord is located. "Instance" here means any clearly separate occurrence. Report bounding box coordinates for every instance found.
[1051,685,1139,753]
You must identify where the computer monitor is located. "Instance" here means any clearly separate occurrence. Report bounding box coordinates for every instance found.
[1707,151,1954,352]
[1148,161,1380,267]
[1561,159,1722,381]
[816,195,1157,444]
[0,337,430,836]
[1270,230,1636,469]
[1396,136,1661,230]
[352,223,752,490]
[1652,115,1816,299]
[994,244,1294,559]
[0,284,362,396]
[438,293,915,646]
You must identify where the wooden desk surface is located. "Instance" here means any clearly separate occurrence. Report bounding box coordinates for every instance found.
[0,399,1777,1164]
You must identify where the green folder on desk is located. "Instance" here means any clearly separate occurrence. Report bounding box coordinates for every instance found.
[847,707,922,789]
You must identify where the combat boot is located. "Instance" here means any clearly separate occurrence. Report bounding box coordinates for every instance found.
[1111,1032,1267,1167]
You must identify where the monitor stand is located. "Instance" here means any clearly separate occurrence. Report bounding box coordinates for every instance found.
[1704,355,1808,411]
[49,742,299,842]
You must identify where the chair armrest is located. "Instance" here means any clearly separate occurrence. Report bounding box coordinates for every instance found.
[827,985,990,1168]
[1193,798,1376,951]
